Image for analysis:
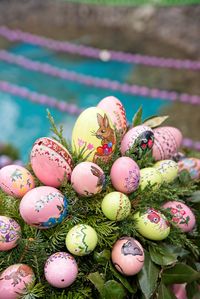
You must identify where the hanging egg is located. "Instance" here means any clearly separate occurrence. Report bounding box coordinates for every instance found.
[19,186,68,229]
[0,264,35,299]
[110,157,140,194]
[101,191,131,221]
[154,160,178,183]
[0,165,35,198]
[178,157,200,180]
[120,125,154,159]
[112,237,144,276]
[152,126,183,161]
[71,107,116,164]
[71,162,105,197]
[0,216,21,251]
[65,224,98,256]
[162,201,196,232]
[44,252,78,288]
[97,96,127,136]
[139,167,163,190]
[31,137,73,187]
[134,208,170,240]
[171,284,187,299]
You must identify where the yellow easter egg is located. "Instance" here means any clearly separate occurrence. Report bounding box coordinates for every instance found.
[134,208,170,241]
[72,107,116,163]
[154,160,178,183]
[139,167,163,190]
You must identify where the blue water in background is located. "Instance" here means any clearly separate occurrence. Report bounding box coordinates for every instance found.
[0,43,169,162]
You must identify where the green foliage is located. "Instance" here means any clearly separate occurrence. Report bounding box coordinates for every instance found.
[0,112,200,298]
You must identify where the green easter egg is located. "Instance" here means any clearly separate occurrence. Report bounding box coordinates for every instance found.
[154,160,178,183]
[65,224,98,256]
[101,192,131,221]
[139,167,163,190]
[134,208,170,241]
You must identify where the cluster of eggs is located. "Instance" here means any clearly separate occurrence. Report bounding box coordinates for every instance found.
[0,95,198,295]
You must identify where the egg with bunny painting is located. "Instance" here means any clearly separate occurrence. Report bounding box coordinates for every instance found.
[72,107,116,164]
[19,186,68,229]
[97,96,127,136]
[71,162,105,196]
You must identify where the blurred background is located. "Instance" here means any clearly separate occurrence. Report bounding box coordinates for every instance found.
[0,0,199,164]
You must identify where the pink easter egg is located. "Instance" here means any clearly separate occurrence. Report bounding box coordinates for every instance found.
[0,216,21,251]
[120,125,154,159]
[178,157,200,180]
[71,162,105,197]
[31,137,73,187]
[171,284,187,299]
[0,264,35,299]
[111,237,144,276]
[152,127,183,161]
[162,201,196,232]
[97,96,127,136]
[110,157,140,194]
[19,186,68,229]
[0,165,35,198]
[44,252,78,288]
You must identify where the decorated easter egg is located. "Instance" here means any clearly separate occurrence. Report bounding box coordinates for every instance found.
[31,137,73,187]
[152,126,183,161]
[72,107,116,164]
[139,167,163,190]
[71,162,105,196]
[162,201,196,232]
[178,157,200,180]
[0,216,21,251]
[111,237,144,276]
[171,284,187,299]
[101,192,131,221]
[65,224,98,256]
[110,157,140,194]
[44,252,78,288]
[19,186,68,229]
[120,125,154,159]
[0,165,35,198]
[0,264,35,299]
[97,96,127,136]
[154,160,178,183]
[134,208,170,240]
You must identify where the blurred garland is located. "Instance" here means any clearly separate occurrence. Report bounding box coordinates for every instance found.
[62,0,200,6]
[0,111,199,299]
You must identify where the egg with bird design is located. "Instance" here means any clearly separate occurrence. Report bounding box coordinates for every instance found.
[111,237,144,276]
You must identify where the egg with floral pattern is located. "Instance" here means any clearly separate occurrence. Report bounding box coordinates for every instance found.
[110,157,140,194]
[0,264,35,299]
[19,186,68,229]
[31,137,73,187]
[178,157,200,180]
[162,201,196,232]
[0,165,35,198]
[121,125,154,159]
[0,216,21,251]
[139,167,163,190]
